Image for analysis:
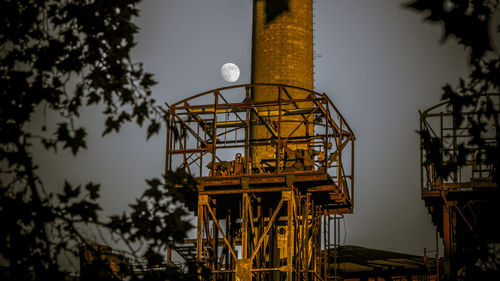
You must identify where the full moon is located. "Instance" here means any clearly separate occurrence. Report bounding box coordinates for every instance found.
[221,63,240,82]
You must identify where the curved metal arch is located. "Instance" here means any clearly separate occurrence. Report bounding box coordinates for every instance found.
[167,83,355,139]
[169,83,323,107]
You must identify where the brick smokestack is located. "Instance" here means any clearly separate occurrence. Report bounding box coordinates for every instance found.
[251,0,314,168]
[251,0,314,89]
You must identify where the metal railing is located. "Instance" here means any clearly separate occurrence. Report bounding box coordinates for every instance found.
[419,94,499,193]
[165,83,355,197]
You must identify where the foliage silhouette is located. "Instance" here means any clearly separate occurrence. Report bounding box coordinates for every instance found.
[407,0,499,186]
[0,0,197,280]
[0,0,290,280]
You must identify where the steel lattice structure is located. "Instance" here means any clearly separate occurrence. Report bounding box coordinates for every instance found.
[165,84,354,281]
[419,94,500,280]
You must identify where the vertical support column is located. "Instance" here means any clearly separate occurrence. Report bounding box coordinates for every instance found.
[236,178,252,281]
[167,246,172,266]
[340,119,344,187]
[436,230,440,281]
[322,209,328,280]
[443,202,456,280]
[351,141,355,210]
[256,196,262,281]
[242,193,249,259]
[304,194,311,281]
[272,204,280,281]
[213,200,218,271]
[204,206,212,264]
[333,214,337,280]
[277,87,282,173]
[324,99,329,175]
[197,195,207,262]
[211,92,219,176]
[165,111,171,174]
[282,190,294,281]
[336,128,341,189]
[313,202,318,279]
[225,210,232,274]
[245,87,251,175]
[298,194,305,280]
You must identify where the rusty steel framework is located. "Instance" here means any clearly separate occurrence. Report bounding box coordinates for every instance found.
[419,94,500,280]
[165,84,355,281]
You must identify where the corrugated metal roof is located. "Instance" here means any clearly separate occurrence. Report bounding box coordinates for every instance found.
[326,245,439,279]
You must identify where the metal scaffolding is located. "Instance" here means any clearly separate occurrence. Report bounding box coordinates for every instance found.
[165,84,355,280]
[419,94,500,280]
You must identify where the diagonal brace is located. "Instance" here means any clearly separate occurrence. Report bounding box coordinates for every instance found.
[205,203,238,261]
[250,198,284,261]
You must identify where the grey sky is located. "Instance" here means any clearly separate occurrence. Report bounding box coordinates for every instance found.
[34,0,472,256]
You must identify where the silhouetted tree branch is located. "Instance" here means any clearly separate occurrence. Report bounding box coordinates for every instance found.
[0,1,291,280]
[0,0,190,279]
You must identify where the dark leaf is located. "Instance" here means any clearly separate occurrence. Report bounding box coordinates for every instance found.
[140,72,157,88]
[146,121,160,140]
[85,182,100,200]
[58,181,81,203]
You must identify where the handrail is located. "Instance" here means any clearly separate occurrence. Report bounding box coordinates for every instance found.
[169,83,323,107]
[165,83,355,196]
[419,94,499,193]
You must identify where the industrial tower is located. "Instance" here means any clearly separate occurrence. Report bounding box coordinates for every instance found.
[166,1,355,280]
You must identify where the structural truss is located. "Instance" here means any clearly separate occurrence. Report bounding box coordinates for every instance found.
[165,84,355,281]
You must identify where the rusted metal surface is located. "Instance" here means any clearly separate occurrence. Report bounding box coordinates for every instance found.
[419,94,499,195]
[191,189,326,280]
[419,94,499,280]
[166,84,355,280]
[166,84,354,199]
